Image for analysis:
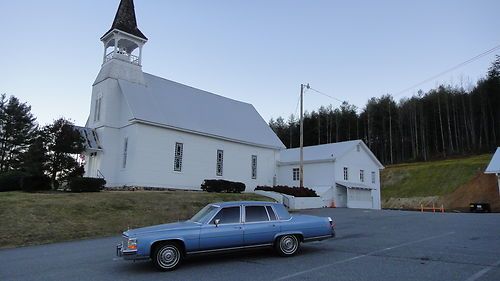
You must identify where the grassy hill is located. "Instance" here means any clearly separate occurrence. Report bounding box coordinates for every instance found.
[381,154,492,199]
[0,190,270,249]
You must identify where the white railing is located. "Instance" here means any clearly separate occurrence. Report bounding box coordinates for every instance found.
[104,51,140,65]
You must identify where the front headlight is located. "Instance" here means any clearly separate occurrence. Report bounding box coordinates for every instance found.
[127,238,137,250]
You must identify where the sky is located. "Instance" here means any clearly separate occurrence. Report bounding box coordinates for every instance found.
[0,0,499,126]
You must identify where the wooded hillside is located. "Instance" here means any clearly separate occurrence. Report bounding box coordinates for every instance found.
[270,56,500,164]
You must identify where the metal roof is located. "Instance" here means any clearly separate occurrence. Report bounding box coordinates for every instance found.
[278,140,384,168]
[74,126,102,151]
[336,181,374,190]
[485,147,500,174]
[118,73,285,149]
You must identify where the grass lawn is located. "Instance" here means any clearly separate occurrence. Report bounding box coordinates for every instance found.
[0,190,271,249]
[381,154,491,198]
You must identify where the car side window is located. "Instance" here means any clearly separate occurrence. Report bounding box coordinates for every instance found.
[245,206,270,223]
[266,206,277,221]
[211,207,240,224]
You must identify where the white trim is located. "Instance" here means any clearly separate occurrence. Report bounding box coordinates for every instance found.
[277,158,336,166]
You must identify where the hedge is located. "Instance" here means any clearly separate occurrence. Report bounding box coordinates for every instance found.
[21,175,51,192]
[201,179,246,193]
[0,171,28,192]
[68,177,106,193]
[255,185,318,197]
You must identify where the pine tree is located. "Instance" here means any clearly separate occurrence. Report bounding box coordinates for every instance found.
[0,95,37,172]
[44,118,85,188]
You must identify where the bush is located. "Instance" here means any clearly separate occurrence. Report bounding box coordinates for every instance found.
[68,177,106,193]
[201,179,246,193]
[21,175,52,192]
[255,185,318,197]
[0,171,28,192]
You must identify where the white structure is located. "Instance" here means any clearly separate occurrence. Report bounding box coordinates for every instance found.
[82,0,284,191]
[277,140,384,209]
[80,0,384,209]
[485,147,500,195]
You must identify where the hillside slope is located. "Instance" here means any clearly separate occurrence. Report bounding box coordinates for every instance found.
[381,154,499,211]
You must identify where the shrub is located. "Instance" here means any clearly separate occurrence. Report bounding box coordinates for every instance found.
[21,175,52,192]
[255,185,319,197]
[68,177,106,193]
[201,179,246,193]
[0,171,28,192]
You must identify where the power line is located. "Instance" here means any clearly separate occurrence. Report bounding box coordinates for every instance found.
[393,43,500,97]
[294,91,301,117]
[308,87,345,104]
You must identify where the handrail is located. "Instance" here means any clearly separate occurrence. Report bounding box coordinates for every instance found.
[104,51,140,65]
[420,204,444,213]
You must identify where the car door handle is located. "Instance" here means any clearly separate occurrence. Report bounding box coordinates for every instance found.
[234,226,242,229]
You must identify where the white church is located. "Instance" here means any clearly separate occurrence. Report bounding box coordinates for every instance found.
[81,0,384,209]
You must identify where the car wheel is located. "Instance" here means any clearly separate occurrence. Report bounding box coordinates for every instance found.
[275,235,300,257]
[152,243,183,271]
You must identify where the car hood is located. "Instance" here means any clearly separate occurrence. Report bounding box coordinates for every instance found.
[124,221,200,237]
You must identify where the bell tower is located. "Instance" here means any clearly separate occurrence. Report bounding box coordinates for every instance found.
[94,0,148,85]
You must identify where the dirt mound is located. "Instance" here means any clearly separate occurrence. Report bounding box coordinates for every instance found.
[441,172,500,212]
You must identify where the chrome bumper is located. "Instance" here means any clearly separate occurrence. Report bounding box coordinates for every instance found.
[116,243,139,260]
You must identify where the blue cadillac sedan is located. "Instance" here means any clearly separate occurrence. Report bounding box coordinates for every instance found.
[116,201,335,271]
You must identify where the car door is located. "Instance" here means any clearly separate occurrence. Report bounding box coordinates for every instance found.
[243,205,279,246]
[199,206,244,250]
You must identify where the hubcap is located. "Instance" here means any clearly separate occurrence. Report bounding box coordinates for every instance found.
[157,246,180,269]
[280,236,298,254]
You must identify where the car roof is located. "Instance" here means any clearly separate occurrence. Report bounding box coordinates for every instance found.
[211,201,278,207]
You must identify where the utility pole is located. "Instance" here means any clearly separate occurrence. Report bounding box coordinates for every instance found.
[300,83,309,188]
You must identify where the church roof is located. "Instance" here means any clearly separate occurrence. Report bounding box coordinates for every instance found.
[118,74,285,149]
[102,0,147,40]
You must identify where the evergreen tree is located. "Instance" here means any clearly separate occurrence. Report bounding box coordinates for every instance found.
[44,118,85,188]
[20,132,49,176]
[0,95,37,172]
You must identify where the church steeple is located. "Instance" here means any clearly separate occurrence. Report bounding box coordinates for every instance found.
[101,0,147,41]
[95,0,147,85]
[100,0,147,67]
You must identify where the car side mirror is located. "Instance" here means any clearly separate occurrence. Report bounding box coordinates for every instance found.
[214,219,220,227]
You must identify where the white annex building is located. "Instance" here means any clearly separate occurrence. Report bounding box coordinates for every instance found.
[277,141,384,209]
[81,0,384,209]
[485,147,500,195]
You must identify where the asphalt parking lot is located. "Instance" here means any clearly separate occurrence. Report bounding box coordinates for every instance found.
[1,208,499,281]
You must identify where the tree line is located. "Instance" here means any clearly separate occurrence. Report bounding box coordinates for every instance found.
[270,56,500,164]
[0,94,84,189]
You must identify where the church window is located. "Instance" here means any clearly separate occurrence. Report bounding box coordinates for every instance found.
[174,143,183,172]
[292,168,300,181]
[372,171,376,184]
[343,167,349,181]
[216,150,224,176]
[251,155,257,179]
[94,96,102,122]
[360,170,365,182]
[122,137,128,169]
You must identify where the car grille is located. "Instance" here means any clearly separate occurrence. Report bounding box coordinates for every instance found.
[121,235,129,248]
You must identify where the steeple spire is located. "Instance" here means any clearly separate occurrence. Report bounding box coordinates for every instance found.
[102,0,147,40]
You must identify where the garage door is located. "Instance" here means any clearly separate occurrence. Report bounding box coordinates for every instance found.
[347,189,373,209]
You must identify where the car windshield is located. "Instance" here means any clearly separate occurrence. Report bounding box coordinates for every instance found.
[190,205,219,223]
